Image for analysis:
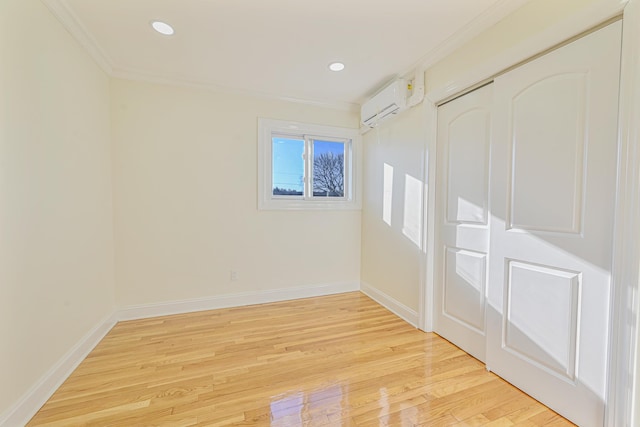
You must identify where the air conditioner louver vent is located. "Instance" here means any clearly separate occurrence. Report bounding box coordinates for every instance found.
[360,79,407,128]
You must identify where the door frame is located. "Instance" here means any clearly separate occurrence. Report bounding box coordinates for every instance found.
[419,0,640,424]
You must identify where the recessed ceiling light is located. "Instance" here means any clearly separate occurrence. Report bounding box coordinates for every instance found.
[328,62,345,72]
[151,21,174,36]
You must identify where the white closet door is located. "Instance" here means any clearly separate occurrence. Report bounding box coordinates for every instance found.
[434,84,492,362]
[487,22,622,427]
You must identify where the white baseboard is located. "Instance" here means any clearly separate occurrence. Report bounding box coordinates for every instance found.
[0,312,118,427]
[360,281,419,327]
[117,281,361,321]
[0,282,360,426]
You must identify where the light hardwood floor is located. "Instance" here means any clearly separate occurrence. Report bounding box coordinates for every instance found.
[28,292,573,426]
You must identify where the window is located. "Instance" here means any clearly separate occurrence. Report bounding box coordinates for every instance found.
[258,118,361,210]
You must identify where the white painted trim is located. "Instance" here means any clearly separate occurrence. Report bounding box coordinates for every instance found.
[360,282,419,328]
[0,312,118,427]
[257,118,362,211]
[400,0,534,79]
[40,0,114,75]
[607,1,640,425]
[417,103,431,332]
[426,0,627,105]
[421,101,438,333]
[0,283,360,425]
[42,0,554,114]
[40,0,359,112]
[421,0,637,424]
[118,282,360,321]
[110,69,360,113]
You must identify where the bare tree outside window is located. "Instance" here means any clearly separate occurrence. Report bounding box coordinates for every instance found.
[261,118,357,209]
[313,151,344,197]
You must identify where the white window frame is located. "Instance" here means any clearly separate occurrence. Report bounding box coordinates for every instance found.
[258,118,361,210]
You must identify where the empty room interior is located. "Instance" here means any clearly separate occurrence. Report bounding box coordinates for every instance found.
[3,0,640,426]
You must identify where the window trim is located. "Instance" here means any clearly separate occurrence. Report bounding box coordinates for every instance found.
[258,118,361,210]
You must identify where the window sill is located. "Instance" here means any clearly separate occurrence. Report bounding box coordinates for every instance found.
[258,198,362,211]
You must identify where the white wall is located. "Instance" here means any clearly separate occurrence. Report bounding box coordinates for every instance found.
[426,0,602,93]
[0,0,612,421]
[0,0,115,418]
[360,0,607,315]
[110,79,361,307]
[361,105,427,311]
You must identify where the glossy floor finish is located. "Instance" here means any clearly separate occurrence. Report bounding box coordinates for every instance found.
[28,292,573,426]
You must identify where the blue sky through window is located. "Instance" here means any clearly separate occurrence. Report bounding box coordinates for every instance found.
[272,137,346,196]
[313,140,344,158]
[272,137,304,194]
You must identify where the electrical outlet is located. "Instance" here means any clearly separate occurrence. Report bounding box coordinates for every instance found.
[230,270,238,281]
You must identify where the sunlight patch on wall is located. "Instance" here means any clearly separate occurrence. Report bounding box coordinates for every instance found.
[383,163,394,226]
[403,174,423,248]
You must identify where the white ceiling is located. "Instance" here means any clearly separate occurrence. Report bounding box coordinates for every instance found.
[44,0,529,109]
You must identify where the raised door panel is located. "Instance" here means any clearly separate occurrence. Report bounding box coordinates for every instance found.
[504,260,579,380]
[446,110,490,225]
[444,248,486,332]
[434,83,492,363]
[487,22,622,427]
[509,73,587,233]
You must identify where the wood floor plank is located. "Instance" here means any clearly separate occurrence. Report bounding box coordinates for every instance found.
[27,292,574,426]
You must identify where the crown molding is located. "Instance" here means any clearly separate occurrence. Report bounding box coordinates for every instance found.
[40,0,359,112]
[425,0,626,104]
[42,0,537,112]
[110,67,361,112]
[401,0,535,79]
[41,0,114,74]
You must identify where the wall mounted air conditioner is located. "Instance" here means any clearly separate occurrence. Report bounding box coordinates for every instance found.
[360,79,408,128]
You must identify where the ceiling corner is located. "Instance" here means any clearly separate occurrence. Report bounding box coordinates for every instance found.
[41,0,115,75]
[403,0,534,76]
[109,67,361,113]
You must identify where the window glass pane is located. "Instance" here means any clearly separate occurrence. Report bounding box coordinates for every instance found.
[272,137,304,196]
[312,140,346,197]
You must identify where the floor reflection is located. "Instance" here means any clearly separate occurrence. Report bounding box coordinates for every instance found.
[27,293,575,426]
[270,384,346,426]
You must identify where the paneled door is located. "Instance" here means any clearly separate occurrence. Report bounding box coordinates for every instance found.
[434,84,492,362]
[486,22,622,427]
